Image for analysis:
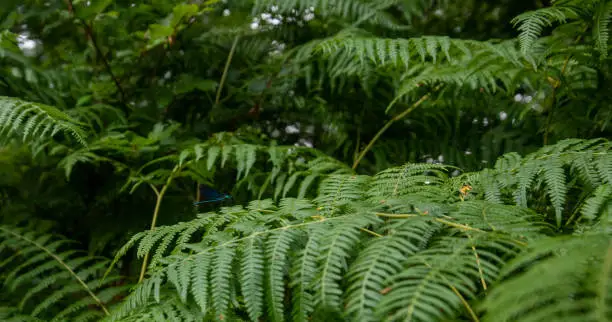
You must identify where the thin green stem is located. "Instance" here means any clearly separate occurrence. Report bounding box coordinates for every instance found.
[360,227,383,237]
[352,87,439,170]
[215,36,240,106]
[375,212,418,218]
[138,168,177,283]
[466,233,488,292]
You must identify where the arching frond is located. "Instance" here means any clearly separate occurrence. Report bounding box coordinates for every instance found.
[0,225,126,322]
[106,141,593,321]
[482,233,611,322]
[0,96,87,146]
[460,139,612,228]
[512,3,583,53]
[593,0,612,59]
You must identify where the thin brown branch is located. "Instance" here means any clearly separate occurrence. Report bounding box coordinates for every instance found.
[65,0,128,110]
[543,26,587,145]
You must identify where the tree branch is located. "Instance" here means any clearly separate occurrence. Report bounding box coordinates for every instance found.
[65,0,129,111]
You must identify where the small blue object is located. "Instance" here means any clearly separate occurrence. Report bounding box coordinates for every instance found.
[193,184,232,206]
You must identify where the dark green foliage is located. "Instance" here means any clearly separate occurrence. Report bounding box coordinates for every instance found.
[0,226,125,321]
[106,146,609,321]
[0,0,610,321]
[0,96,87,146]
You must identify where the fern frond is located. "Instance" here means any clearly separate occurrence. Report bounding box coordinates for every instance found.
[482,233,611,322]
[265,228,298,321]
[0,96,87,145]
[0,225,124,321]
[239,237,265,321]
[542,156,568,227]
[512,5,581,53]
[105,292,205,322]
[315,174,370,213]
[597,152,612,184]
[166,255,192,303]
[109,139,611,321]
[67,103,128,131]
[580,184,611,221]
[317,35,466,68]
[211,246,235,319]
[366,163,449,199]
[375,232,518,321]
[594,0,612,59]
[289,226,324,322]
[467,139,611,228]
[315,212,382,311]
[0,306,44,322]
[344,218,438,321]
[454,200,551,240]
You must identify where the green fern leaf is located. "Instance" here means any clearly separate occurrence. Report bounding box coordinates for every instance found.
[221,145,232,168]
[482,234,611,322]
[0,96,87,145]
[511,6,580,53]
[207,146,220,170]
[290,227,324,322]
[315,213,381,311]
[265,228,298,321]
[594,1,612,59]
[212,247,235,319]
[570,152,602,188]
[283,172,301,197]
[514,162,539,207]
[298,173,319,199]
[0,226,121,321]
[581,184,612,220]
[345,218,437,320]
[244,144,258,178]
[166,257,192,303]
[597,152,612,184]
[542,157,568,227]
[240,237,265,321]
[375,234,515,321]
[191,252,212,313]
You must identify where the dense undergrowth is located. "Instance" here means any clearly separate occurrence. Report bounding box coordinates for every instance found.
[0,0,611,321]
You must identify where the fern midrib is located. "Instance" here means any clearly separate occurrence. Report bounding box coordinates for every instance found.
[467,234,488,292]
[404,238,474,321]
[164,214,355,286]
[354,241,390,318]
[0,226,110,316]
[480,207,497,231]
[293,231,319,320]
[267,230,290,320]
[242,238,263,320]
